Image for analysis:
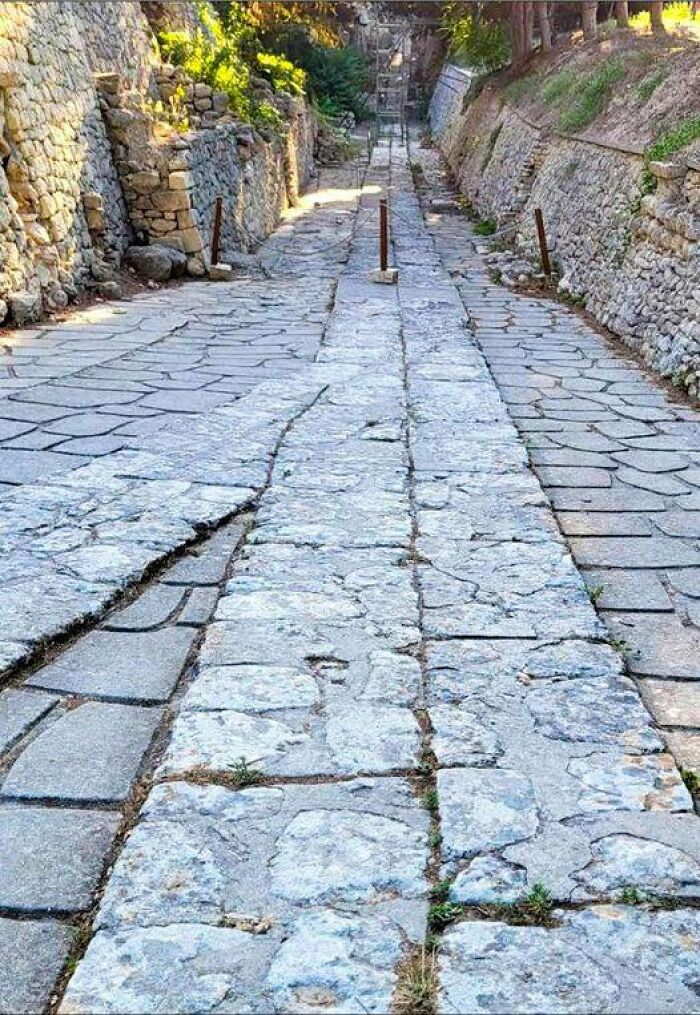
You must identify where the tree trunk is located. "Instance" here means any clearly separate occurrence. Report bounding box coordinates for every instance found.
[511,0,527,69]
[537,0,553,50]
[650,1,665,32]
[581,1,598,39]
[615,0,629,27]
[524,1,535,57]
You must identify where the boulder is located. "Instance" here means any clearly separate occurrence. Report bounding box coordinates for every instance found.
[7,290,41,325]
[124,244,186,282]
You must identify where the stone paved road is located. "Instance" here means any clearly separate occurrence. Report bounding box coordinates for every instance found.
[12,135,691,1014]
[0,165,374,675]
[412,139,700,775]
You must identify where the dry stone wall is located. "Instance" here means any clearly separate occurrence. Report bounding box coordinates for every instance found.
[429,65,700,392]
[0,1,318,323]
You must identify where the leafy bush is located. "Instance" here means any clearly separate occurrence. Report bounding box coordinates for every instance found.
[558,57,625,132]
[442,4,510,73]
[255,52,306,96]
[298,44,371,121]
[158,4,252,119]
[541,68,579,105]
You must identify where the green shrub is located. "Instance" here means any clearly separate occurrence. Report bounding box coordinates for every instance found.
[559,57,626,132]
[297,44,371,121]
[255,52,306,96]
[473,218,497,235]
[442,4,511,73]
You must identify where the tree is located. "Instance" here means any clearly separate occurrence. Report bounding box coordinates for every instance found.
[537,1,553,51]
[615,0,629,28]
[581,0,597,40]
[510,0,527,69]
[650,1,665,32]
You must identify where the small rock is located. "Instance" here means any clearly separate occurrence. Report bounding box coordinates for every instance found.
[124,245,177,282]
[208,263,233,281]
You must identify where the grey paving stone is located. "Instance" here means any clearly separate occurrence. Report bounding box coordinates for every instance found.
[613,450,690,473]
[11,386,142,409]
[665,731,700,769]
[2,701,161,802]
[616,466,691,496]
[176,587,220,626]
[654,512,700,538]
[27,628,197,703]
[104,585,186,631]
[549,433,625,453]
[0,689,59,754]
[569,536,700,569]
[537,466,611,488]
[0,805,119,912]
[139,390,233,413]
[558,512,653,536]
[609,614,700,680]
[439,907,700,1014]
[641,680,700,728]
[528,448,616,468]
[44,413,127,437]
[53,436,127,457]
[0,450,87,485]
[161,524,242,586]
[0,917,75,1015]
[583,569,672,611]
[666,569,700,598]
[0,418,35,442]
[549,488,667,512]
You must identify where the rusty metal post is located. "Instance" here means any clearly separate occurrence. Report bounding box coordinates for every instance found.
[211,195,223,266]
[534,208,551,276]
[379,198,389,272]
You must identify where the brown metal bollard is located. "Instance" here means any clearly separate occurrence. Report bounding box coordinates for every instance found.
[379,199,389,272]
[211,196,223,266]
[534,208,552,276]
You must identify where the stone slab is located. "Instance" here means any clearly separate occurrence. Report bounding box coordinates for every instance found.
[104,585,186,631]
[2,701,162,802]
[439,906,700,1014]
[0,805,119,912]
[0,917,74,1015]
[0,689,59,754]
[27,628,197,703]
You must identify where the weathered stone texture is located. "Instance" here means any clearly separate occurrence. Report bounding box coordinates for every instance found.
[429,65,700,391]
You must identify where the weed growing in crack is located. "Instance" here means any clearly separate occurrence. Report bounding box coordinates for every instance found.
[422,788,439,812]
[429,880,452,903]
[428,827,443,849]
[588,584,605,604]
[227,756,263,788]
[619,886,681,910]
[473,218,497,236]
[394,945,438,1015]
[428,900,464,931]
[680,766,700,796]
[491,883,555,926]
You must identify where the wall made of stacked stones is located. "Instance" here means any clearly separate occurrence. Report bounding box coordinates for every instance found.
[429,64,700,391]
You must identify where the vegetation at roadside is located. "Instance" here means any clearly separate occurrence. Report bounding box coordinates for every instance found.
[558,57,625,132]
[156,1,370,131]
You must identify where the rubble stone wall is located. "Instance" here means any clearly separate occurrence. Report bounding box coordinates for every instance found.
[0,1,318,323]
[429,64,700,391]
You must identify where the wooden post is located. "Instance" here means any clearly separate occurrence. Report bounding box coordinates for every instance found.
[379,198,389,272]
[534,208,551,275]
[211,195,223,266]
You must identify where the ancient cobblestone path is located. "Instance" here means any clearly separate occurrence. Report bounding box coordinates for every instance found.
[413,140,700,774]
[3,137,700,1012]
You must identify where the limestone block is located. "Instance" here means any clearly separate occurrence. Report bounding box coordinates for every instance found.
[172,226,202,253]
[152,190,190,212]
[129,171,160,195]
[8,291,41,325]
[169,171,191,191]
[208,263,233,281]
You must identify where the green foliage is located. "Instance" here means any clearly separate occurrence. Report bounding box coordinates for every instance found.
[494,883,555,926]
[299,45,371,121]
[255,51,306,96]
[473,218,497,236]
[428,901,464,930]
[630,1,698,31]
[158,3,253,119]
[559,58,626,132]
[643,116,700,191]
[227,756,263,788]
[541,68,579,105]
[442,4,511,73]
[635,68,669,103]
[504,73,539,103]
[422,788,439,812]
[680,766,700,796]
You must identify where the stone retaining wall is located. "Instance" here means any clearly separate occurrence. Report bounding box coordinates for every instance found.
[429,64,700,392]
[0,1,318,322]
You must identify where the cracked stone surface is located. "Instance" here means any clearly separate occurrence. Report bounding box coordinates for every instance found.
[4,134,700,1012]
